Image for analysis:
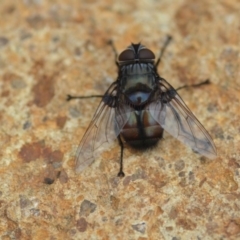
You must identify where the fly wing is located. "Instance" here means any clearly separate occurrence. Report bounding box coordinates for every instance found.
[75,83,131,173]
[148,78,217,159]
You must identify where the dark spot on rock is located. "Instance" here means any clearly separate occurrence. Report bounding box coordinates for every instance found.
[199,177,207,187]
[226,220,240,235]
[42,116,48,122]
[15,228,22,239]
[206,221,218,233]
[172,237,180,240]
[23,121,31,130]
[199,156,207,164]
[69,228,77,236]
[20,195,31,209]
[228,158,240,168]
[44,177,54,184]
[174,159,185,171]
[19,30,32,41]
[26,14,44,29]
[176,218,197,230]
[58,170,69,184]
[220,48,239,62]
[56,116,67,128]
[32,74,55,108]
[5,5,16,14]
[166,226,173,231]
[189,171,195,182]
[102,216,108,222]
[131,168,147,181]
[0,37,9,48]
[50,150,63,162]
[30,59,45,75]
[179,178,187,187]
[169,207,178,220]
[11,79,26,89]
[76,218,88,232]
[115,218,123,226]
[56,171,61,177]
[79,200,97,217]
[1,90,10,98]
[109,176,120,188]
[30,208,40,216]
[74,47,81,57]
[42,148,63,164]
[0,200,5,208]
[44,164,58,183]
[152,178,167,189]
[227,135,233,140]
[122,176,131,186]
[52,161,62,169]
[3,72,21,82]
[110,196,119,210]
[69,106,81,118]
[52,36,60,42]
[212,125,224,139]
[42,210,52,220]
[132,222,146,234]
[207,103,218,112]
[19,142,42,162]
[42,146,52,159]
[155,156,166,169]
[178,171,185,177]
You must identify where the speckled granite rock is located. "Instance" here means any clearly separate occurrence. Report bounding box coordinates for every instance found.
[0,0,240,239]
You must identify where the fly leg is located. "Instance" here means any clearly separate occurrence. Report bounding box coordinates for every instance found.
[155,35,172,68]
[176,79,210,91]
[107,40,119,67]
[117,136,125,177]
[67,94,103,101]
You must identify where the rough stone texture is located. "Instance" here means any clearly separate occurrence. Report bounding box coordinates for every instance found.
[0,0,239,239]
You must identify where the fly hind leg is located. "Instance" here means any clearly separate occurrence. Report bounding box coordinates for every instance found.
[117,136,125,177]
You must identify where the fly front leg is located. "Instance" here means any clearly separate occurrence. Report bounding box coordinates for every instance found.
[155,35,172,68]
[66,94,103,101]
[117,136,125,177]
[67,81,118,102]
[176,79,210,91]
[107,40,119,67]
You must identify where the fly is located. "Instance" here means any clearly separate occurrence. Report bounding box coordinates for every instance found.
[67,36,217,177]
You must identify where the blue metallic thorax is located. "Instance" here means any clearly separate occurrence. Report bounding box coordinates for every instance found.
[119,63,156,106]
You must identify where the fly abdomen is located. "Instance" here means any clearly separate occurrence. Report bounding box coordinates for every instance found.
[120,110,164,149]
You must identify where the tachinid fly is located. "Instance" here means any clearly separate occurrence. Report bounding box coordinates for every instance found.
[67,37,217,177]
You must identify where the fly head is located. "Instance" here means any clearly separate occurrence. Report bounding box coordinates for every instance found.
[118,43,155,65]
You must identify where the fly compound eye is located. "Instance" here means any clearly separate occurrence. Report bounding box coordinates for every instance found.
[118,49,135,62]
[138,49,155,60]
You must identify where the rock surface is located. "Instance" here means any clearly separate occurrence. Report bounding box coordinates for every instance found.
[0,0,239,239]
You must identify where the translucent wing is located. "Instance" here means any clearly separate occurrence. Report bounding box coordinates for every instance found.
[75,82,131,173]
[149,78,217,158]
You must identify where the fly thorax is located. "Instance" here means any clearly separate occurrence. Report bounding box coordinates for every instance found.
[120,63,156,106]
